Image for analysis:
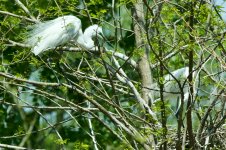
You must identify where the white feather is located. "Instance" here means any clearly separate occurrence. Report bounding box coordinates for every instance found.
[26,15,102,55]
[153,67,197,102]
[152,67,197,115]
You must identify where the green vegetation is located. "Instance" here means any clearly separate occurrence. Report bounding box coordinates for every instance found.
[0,0,225,149]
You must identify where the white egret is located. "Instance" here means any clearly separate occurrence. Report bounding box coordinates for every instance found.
[26,15,103,55]
[152,67,197,115]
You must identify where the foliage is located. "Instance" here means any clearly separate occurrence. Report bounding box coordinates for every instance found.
[0,0,225,149]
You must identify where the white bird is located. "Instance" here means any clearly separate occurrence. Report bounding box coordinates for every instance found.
[152,67,197,115]
[26,15,103,55]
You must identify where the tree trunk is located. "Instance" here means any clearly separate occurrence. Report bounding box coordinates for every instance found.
[133,0,153,105]
[132,0,155,148]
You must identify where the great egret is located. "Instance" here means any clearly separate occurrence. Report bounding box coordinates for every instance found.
[26,15,103,55]
[152,67,197,115]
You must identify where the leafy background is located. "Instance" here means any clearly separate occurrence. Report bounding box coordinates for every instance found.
[0,0,225,149]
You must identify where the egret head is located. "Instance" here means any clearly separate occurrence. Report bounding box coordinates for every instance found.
[85,24,103,38]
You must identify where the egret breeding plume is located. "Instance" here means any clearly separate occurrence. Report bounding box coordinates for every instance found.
[26,15,103,55]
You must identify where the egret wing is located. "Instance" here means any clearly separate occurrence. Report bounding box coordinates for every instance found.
[27,15,81,55]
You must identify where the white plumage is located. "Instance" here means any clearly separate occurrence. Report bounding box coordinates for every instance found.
[163,67,191,100]
[153,67,197,114]
[26,15,103,55]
